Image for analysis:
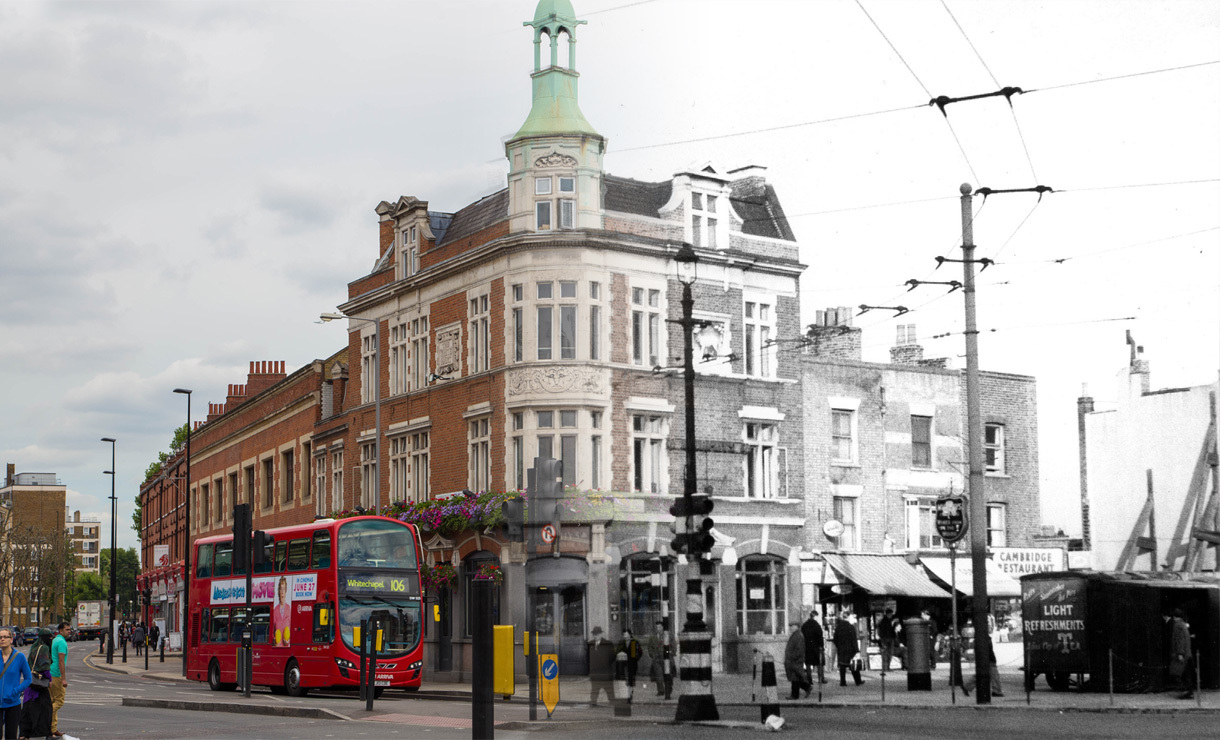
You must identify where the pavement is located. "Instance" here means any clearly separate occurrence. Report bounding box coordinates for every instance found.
[84,641,1218,727]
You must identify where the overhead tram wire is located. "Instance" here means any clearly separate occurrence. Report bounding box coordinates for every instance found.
[1027,60,1220,94]
[940,0,1000,87]
[998,225,1220,266]
[855,0,932,98]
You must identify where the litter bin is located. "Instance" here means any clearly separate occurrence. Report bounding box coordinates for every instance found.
[903,618,932,691]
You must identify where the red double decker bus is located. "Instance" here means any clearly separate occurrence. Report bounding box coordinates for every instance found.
[186,516,424,696]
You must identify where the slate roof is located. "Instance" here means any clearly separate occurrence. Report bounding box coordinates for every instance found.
[436,189,508,246]
[603,173,796,242]
[603,174,673,218]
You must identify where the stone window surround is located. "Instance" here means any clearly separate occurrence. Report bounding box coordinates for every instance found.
[506,271,607,366]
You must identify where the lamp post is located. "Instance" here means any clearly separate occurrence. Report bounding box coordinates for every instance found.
[101,437,116,664]
[320,312,381,511]
[173,387,192,678]
[672,242,718,722]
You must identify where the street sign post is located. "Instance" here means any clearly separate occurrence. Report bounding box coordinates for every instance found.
[540,524,557,545]
[539,654,560,717]
[935,494,969,544]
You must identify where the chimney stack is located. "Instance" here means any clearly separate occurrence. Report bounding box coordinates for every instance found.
[889,324,925,365]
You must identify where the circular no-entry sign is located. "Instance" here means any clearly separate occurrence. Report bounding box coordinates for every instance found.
[541,524,557,544]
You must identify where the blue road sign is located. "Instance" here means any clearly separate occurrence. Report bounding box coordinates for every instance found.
[542,658,558,680]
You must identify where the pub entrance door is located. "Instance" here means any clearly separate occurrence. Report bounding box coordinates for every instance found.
[531,585,588,675]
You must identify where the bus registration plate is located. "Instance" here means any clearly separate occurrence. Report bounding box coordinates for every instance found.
[376,680,391,686]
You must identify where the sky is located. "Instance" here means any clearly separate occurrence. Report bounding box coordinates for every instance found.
[1,0,1217,558]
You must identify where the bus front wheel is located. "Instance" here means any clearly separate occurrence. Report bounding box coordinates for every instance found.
[207,660,228,692]
[285,660,310,698]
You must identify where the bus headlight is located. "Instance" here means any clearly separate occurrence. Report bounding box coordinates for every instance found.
[409,660,422,671]
[334,658,356,669]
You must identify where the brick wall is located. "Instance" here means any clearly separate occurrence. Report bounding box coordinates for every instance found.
[972,371,1041,547]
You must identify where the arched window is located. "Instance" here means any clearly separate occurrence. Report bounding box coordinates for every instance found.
[619,553,674,636]
[463,551,501,637]
[736,556,786,636]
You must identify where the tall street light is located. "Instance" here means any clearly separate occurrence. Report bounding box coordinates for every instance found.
[173,387,192,678]
[101,437,117,664]
[673,242,718,722]
[320,312,380,511]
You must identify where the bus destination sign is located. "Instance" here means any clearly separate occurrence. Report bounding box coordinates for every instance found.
[341,570,420,597]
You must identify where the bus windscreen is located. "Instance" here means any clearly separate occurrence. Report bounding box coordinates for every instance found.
[337,519,418,569]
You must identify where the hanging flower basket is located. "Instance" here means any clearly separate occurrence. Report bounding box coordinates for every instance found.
[474,562,504,585]
[422,562,458,591]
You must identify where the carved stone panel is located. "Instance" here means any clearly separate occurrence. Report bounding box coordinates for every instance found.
[535,151,579,168]
[435,323,462,377]
[506,365,607,396]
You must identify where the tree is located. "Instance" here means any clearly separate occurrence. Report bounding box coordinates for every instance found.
[3,525,74,625]
[99,547,141,617]
[71,571,107,602]
[137,423,189,537]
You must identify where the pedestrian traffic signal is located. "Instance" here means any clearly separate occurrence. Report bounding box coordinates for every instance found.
[232,503,252,571]
[669,494,714,556]
[251,530,271,566]
[533,457,563,499]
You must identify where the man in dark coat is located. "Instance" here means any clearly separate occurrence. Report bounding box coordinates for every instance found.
[648,621,674,700]
[587,626,616,706]
[784,622,813,699]
[833,612,863,686]
[1170,608,1195,699]
[877,608,899,671]
[800,611,826,684]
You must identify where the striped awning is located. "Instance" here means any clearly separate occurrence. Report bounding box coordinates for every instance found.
[921,556,1022,598]
[820,553,950,599]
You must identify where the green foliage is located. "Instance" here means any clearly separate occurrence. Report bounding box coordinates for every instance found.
[139,424,189,538]
[332,490,520,537]
[99,547,141,614]
[71,571,107,603]
[421,562,457,591]
[171,423,189,453]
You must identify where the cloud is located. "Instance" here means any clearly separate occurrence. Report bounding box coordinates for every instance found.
[257,181,345,234]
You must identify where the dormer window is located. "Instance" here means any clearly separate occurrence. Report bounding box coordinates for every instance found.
[691,191,718,248]
[401,226,419,277]
[535,175,577,231]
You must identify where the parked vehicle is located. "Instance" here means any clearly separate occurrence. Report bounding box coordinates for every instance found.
[23,626,40,643]
[1021,570,1219,693]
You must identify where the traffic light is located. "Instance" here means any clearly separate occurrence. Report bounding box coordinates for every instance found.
[669,494,715,556]
[501,498,525,542]
[534,457,563,499]
[251,530,271,567]
[232,504,251,571]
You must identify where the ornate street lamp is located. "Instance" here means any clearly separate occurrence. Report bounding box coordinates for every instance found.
[672,242,718,722]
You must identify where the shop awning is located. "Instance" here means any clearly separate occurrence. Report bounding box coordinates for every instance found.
[921,556,1022,598]
[820,553,950,598]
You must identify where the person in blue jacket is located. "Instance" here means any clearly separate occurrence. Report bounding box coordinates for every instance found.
[0,626,32,739]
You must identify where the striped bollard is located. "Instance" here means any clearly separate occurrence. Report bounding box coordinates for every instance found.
[675,565,719,722]
[759,653,781,724]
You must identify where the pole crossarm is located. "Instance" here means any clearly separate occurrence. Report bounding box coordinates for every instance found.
[929,86,1025,115]
[857,304,910,316]
[935,256,994,271]
[906,279,962,293]
[975,185,1055,202]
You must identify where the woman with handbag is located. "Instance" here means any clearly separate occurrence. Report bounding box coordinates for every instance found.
[0,627,32,740]
[19,629,53,740]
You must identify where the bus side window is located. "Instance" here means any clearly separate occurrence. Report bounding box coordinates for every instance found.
[254,539,274,574]
[286,537,310,571]
[230,607,247,643]
[196,544,214,579]
[252,606,271,644]
[313,601,334,644]
[210,608,230,643]
[200,608,212,643]
[311,530,331,570]
[274,540,288,573]
[214,541,233,578]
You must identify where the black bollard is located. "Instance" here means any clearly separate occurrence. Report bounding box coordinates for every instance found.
[145,636,149,670]
[471,579,494,739]
[160,635,165,663]
[366,621,378,712]
[122,637,127,664]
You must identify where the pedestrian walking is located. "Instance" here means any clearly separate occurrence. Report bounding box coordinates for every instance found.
[587,626,616,706]
[1169,608,1195,700]
[149,624,160,654]
[800,610,826,685]
[962,628,1003,697]
[0,627,32,740]
[833,611,863,686]
[877,608,899,671]
[784,622,813,699]
[648,621,674,700]
[49,622,70,739]
[617,629,641,692]
[20,628,53,740]
[132,624,145,657]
